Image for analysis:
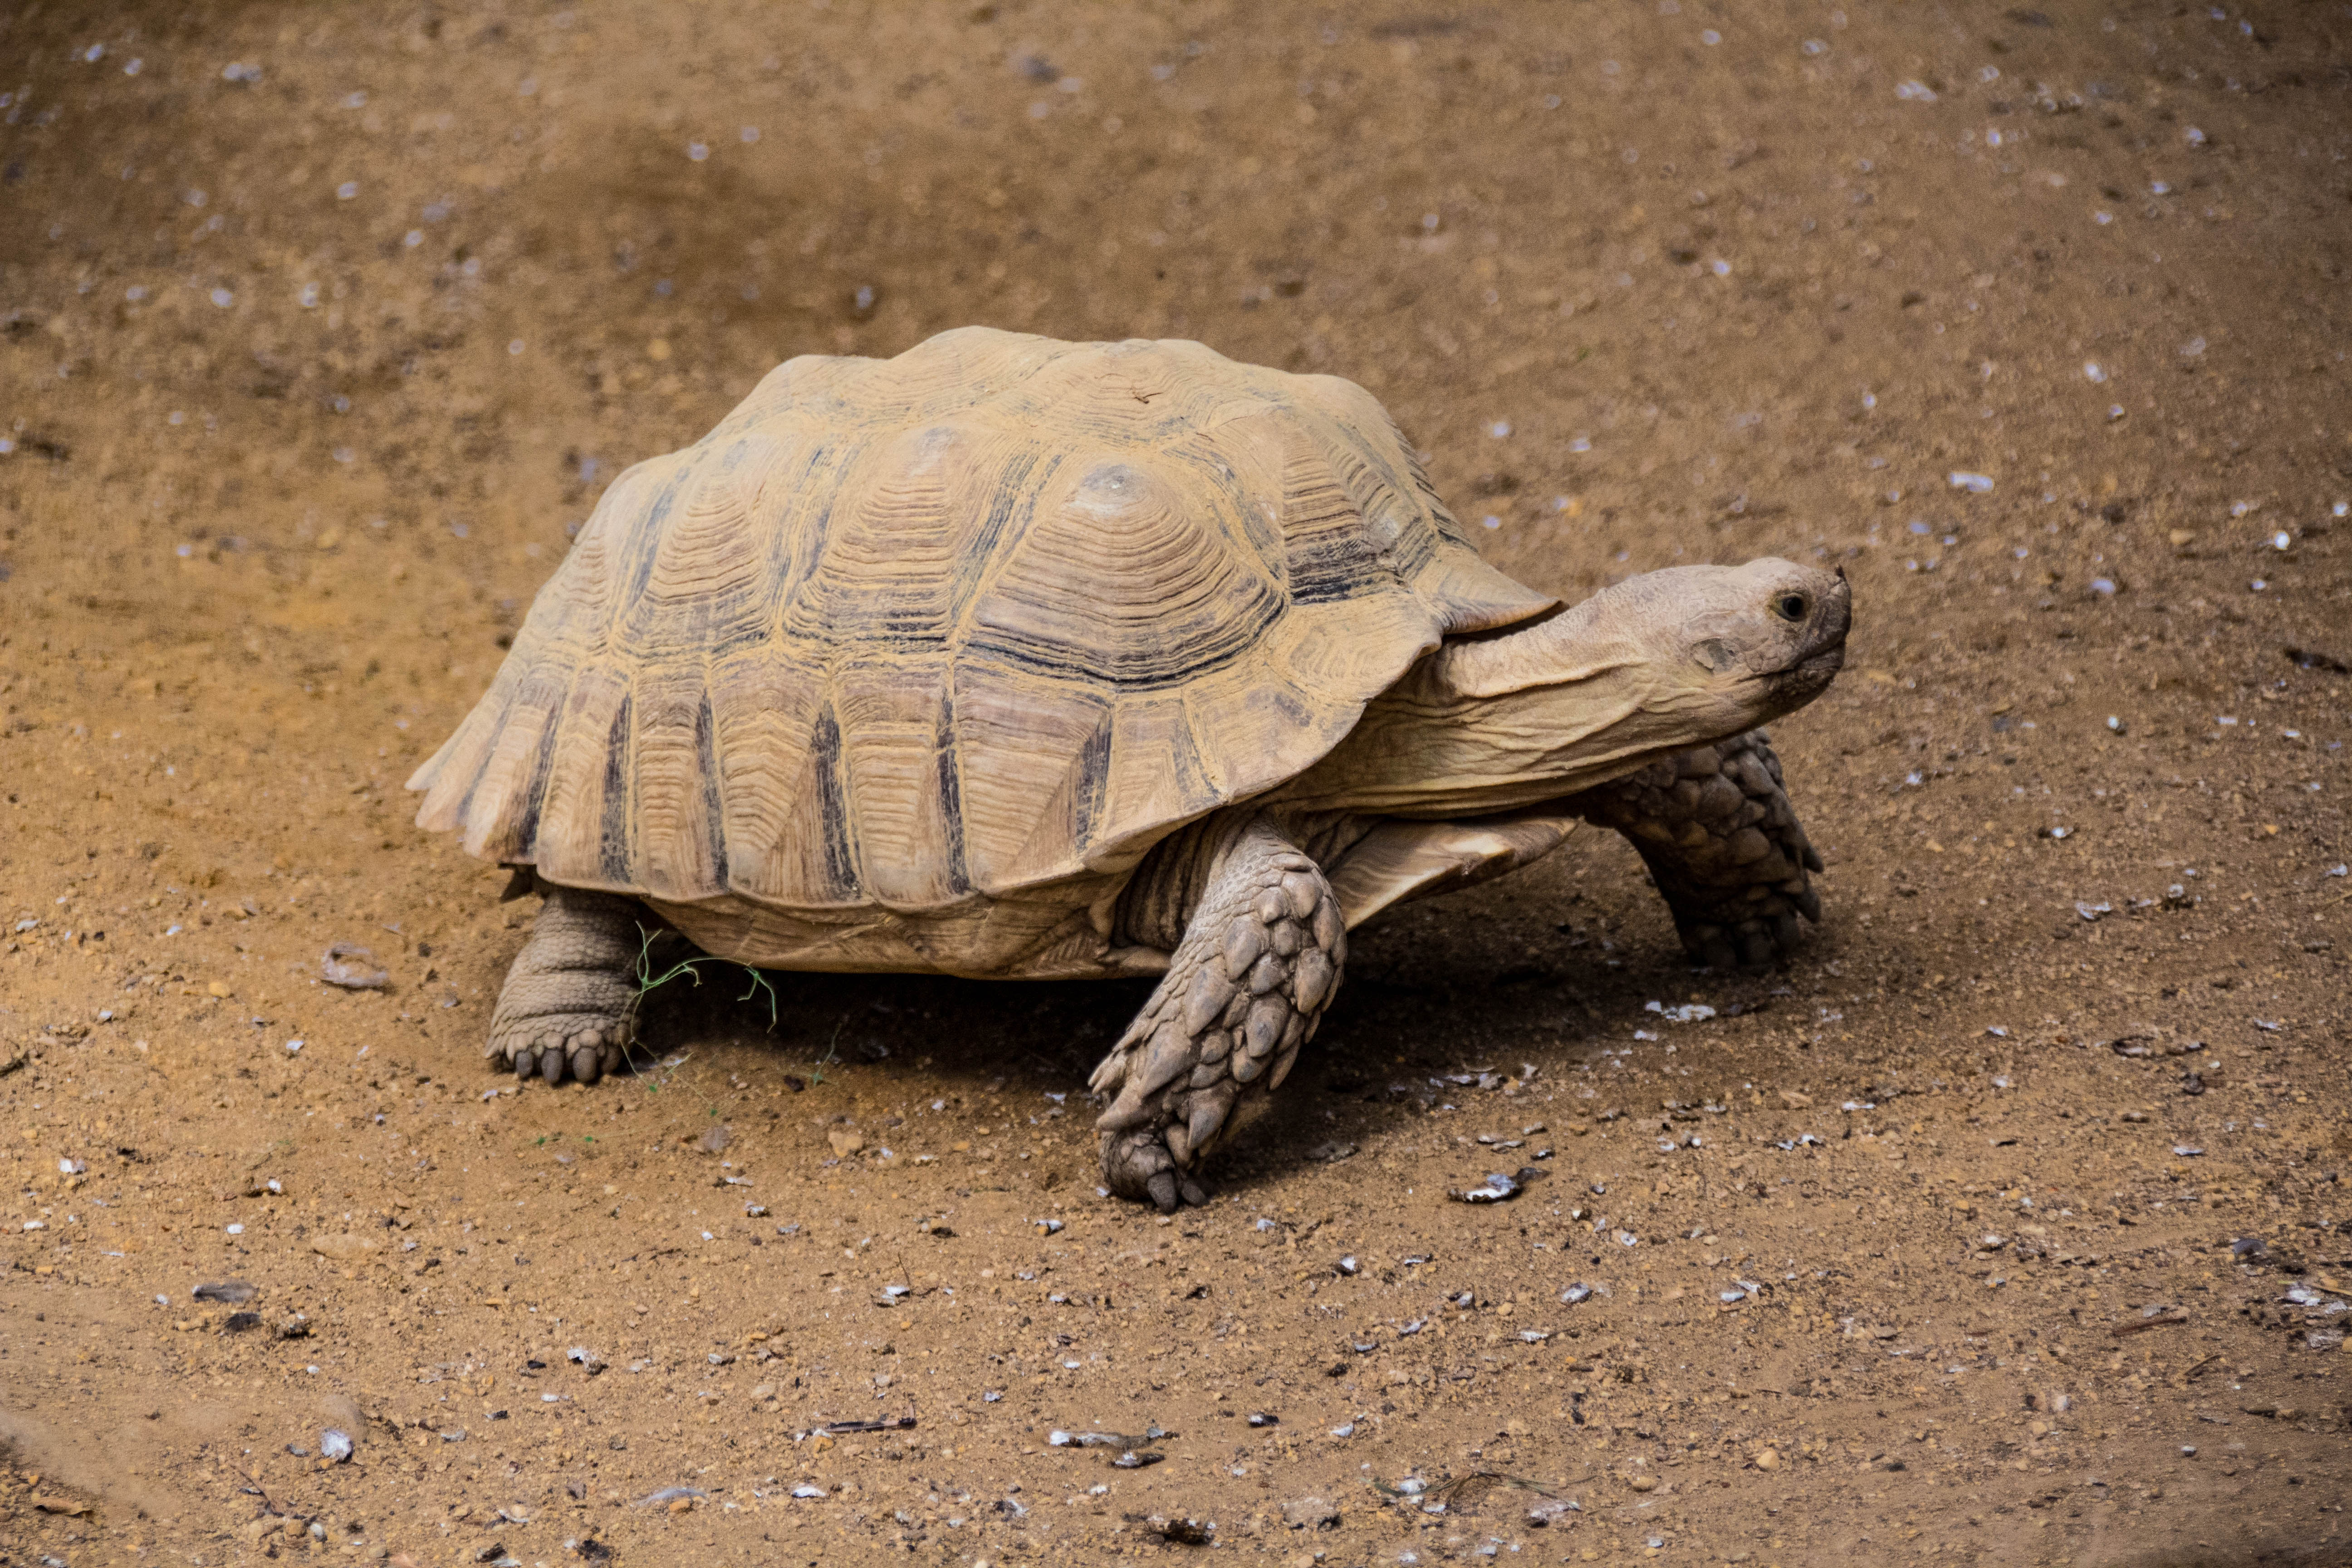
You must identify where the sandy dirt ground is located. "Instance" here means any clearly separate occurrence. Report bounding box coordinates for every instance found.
[2,2,2349,1565]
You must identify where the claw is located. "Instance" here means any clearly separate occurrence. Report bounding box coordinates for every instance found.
[1178,1174,1210,1207]
[571,1046,601,1085]
[541,1049,564,1084]
[514,1048,537,1081]
[1147,1170,1180,1213]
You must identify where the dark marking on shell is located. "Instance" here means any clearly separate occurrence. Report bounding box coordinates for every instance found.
[945,446,1047,628]
[504,690,560,861]
[694,688,728,886]
[616,461,695,616]
[1071,707,1114,853]
[809,701,859,898]
[932,689,972,897]
[597,691,635,885]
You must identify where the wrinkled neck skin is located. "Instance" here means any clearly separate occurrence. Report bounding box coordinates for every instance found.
[1271,590,1806,820]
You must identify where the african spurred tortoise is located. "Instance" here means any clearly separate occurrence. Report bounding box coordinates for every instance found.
[411,327,1849,1209]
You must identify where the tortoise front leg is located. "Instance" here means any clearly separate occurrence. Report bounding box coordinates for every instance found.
[1090,818,1346,1212]
[1568,729,1824,970]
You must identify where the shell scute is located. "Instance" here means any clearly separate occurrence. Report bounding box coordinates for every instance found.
[965,454,1281,686]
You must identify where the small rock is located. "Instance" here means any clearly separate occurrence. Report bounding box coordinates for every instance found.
[193,1280,258,1304]
[1281,1495,1338,1529]
[322,942,389,989]
[276,1314,312,1340]
[1754,1448,1781,1471]
[698,1123,732,1154]
[827,1129,864,1157]
[1448,1171,1519,1204]
[320,1429,354,1462]
[310,1232,378,1261]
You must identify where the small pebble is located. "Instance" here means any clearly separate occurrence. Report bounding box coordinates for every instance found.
[1448,1172,1519,1204]
[320,943,389,989]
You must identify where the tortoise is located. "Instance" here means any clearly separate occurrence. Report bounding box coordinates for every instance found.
[410,327,1849,1210]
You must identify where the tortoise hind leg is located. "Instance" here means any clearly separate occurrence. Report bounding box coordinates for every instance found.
[1091,818,1346,1212]
[1568,729,1824,969]
[487,885,648,1085]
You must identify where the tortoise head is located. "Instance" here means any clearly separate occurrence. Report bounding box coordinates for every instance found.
[1435,556,1851,750]
[1627,556,1851,718]
[1279,558,1849,815]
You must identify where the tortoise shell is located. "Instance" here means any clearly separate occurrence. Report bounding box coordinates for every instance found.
[409,328,1555,974]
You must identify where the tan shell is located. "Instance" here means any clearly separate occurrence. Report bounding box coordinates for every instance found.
[409,327,1554,973]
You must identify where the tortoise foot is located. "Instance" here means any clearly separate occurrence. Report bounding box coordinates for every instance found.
[1101,1129,1215,1212]
[486,886,647,1086]
[1090,818,1345,1206]
[1571,729,1824,970]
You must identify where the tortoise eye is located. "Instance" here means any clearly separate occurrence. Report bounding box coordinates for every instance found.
[1773,592,1810,622]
